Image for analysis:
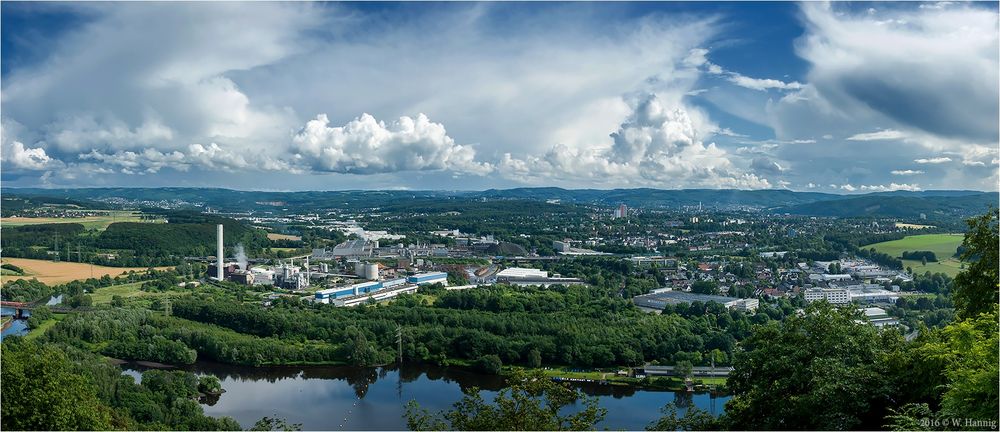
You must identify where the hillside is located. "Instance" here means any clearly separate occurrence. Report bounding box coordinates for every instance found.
[775,192,998,219]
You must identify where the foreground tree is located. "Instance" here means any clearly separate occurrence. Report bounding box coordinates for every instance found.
[951,208,999,319]
[885,210,999,430]
[722,303,898,430]
[1,339,113,430]
[405,371,606,430]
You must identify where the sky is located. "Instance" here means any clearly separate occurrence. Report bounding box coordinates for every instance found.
[1,1,998,192]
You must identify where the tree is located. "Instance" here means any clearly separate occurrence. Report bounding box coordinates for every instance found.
[198,375,223,394]
[405,371,606,431]
[690,280,718,295]
[527,349,542,368]
[674,360,693,379]
[1,340,113,431]
[951,208,999,319]
[723,303,897,430]
[475,354,503,375]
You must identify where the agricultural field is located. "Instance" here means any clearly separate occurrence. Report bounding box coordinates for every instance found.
[0,210,164,231]
[267,233,302,241]
[864,234,965,276]
[0,258,173,285]
[90,281,191,305]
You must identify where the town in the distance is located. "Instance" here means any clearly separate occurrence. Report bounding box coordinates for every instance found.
[1,187,997,431]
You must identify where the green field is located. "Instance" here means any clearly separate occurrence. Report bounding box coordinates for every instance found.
[24,313,66,341]
[864,234,965,276]
[90,281,190,305]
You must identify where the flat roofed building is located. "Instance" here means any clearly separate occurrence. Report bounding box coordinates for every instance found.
[633,291,759,312]
[496,267,548,279]
[804,287,850,304]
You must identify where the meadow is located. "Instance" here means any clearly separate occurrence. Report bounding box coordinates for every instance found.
[0,258,172,285]
[864,233,965,276]
[90,281,191,305]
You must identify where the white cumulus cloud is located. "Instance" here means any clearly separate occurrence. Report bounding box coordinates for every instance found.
[291,113,491,175]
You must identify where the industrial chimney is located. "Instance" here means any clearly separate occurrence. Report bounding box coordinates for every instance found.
[216,224,224,280]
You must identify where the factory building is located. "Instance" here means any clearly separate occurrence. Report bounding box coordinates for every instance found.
[208,262,239,280]
[249,267,275,286]
[495,267,585,287]
[407,272,448,285]
[632,290,759,312]
[274,263,309,290]
[314,277,413,304]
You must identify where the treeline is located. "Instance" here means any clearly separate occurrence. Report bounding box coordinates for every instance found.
[901,250,938,262]
[43,308,342,367]
[167,284,780,369]
[2,267,188,303]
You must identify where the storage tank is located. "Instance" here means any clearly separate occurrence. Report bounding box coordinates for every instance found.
[365,263,379,280]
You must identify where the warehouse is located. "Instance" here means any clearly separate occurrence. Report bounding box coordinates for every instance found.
[407,272,448,285]
[632,290,759,312]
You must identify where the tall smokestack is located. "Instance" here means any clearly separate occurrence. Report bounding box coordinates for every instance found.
[217,224,224,280]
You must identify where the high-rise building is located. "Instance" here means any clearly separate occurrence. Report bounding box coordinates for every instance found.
[613,203,628,219]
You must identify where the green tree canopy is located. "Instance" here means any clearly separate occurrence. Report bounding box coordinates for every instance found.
[1,340,113,431]
[723,303,898,430]
[951,208,999,319]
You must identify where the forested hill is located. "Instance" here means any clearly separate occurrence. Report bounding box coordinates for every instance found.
[4,187,995,214]
[96,211,268,257]
[774,192,998,219]
[473,187,843,208]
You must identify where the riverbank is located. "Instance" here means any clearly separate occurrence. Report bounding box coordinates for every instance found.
[118,361,730,430]
[505,366,729,393]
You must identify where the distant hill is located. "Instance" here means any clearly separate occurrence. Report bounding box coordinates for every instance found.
[471,188,842,208]
[3,187,995,216]
[774,192,998,219]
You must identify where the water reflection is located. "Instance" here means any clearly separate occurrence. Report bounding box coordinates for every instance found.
[124,361,729,431]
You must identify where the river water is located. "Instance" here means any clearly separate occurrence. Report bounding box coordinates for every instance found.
[125,362,731,430]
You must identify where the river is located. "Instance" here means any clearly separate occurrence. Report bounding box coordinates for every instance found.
[124,362,731,430]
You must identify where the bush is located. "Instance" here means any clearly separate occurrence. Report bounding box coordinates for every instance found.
[475,354,503,375]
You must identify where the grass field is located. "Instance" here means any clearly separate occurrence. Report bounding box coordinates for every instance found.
[0,258,173,285]
[864,234,965,276]
[24,313,66,341]
[90,281,189,305]
[1,211,164,230]
[267,233,302,241]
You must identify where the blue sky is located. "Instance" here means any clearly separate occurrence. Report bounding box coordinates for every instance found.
[2,1,997,192]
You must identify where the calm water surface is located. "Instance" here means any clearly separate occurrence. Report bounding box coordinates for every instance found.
[126,362,730,430]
